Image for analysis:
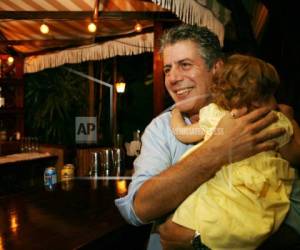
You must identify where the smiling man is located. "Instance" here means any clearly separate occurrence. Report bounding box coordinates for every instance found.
[163,39,216,120]
[115,25,300,250]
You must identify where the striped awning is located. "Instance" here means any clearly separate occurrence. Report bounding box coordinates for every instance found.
[0,0,231,73]
[0,0,165,54]
[152,0,231,45]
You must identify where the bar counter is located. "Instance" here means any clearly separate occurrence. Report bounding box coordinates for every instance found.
[0,152,58,195]
[0,178,150,250]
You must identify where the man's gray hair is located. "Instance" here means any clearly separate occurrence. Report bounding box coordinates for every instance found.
[160,24,223,69]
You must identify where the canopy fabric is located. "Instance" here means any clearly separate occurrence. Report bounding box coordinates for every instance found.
[152,0,231,45]
[0,0,163,12]
[0,0,162,54]
[1,19,154,54]
[24,32,153,73]
[0,0,232,73]
[0,0,96,54]
[0,0,94,11]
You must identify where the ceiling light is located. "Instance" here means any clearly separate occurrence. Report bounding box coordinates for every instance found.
[40,23,49,34]
[88,22,97,33]
[134,23,142,32]
[7,56,14,65]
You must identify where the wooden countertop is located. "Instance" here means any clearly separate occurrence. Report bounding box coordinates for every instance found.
[0,179,150,250]
[0,152,53,165]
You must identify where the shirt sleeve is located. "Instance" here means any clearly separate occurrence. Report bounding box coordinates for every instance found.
[115,114,173,226]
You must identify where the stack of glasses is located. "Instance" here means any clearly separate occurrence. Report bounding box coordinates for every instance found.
[20,137,39,152]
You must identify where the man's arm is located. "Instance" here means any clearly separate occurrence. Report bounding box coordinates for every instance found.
[134,107,285,223]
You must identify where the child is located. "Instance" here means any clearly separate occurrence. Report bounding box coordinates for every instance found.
[171,54,296,250]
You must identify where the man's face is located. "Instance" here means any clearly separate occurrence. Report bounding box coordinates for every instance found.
[163,40,214,117]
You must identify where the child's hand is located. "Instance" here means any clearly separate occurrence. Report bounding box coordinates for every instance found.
[171,108,204,143]
[171,108,187,130]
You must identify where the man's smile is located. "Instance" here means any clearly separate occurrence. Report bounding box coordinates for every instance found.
[174,87,194,97]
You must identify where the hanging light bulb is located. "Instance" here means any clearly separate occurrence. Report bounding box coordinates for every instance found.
[7,56,14,65]
[115,82,126,93]
[40,23,49,34]
[88,22,97,33]
[134,22,142,32]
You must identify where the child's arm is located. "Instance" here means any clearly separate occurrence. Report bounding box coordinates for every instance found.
[278,104,300,166]
[170,108,204,144]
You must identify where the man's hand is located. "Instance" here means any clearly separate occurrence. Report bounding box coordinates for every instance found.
[205,106,285,165]
[158,217,194,250]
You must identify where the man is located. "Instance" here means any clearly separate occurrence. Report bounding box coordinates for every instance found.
[115,25,300,249]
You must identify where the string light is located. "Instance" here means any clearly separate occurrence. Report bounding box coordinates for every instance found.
[7,56,14,65]
[40,23,49,34]
[88,22,97,33]
[134,22,142,32]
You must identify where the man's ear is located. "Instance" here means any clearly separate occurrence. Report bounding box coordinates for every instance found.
[211,59,224,74]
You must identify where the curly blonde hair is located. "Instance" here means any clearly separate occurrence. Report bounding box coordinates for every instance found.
[211,54,280,110]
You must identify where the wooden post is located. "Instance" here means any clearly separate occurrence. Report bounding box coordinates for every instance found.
[97,61,103,142]
[153,21,165,116]
[15,57,24,137]
[88,61,95,117]
[15,57,24,108]
[112,58,117,144]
